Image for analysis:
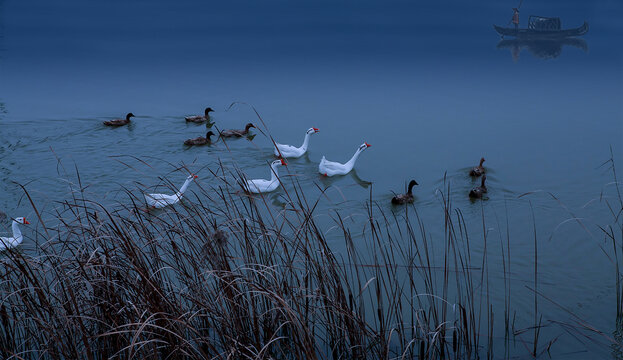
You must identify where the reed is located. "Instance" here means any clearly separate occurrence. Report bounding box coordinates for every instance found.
[0,150,620,359]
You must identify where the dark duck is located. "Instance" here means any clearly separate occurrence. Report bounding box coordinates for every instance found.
[469,175,487,199]
[184,131,215,146]
[220,123,255,138]
[391,180,419,205]
[104,113,135,127]
[185,107,214,123]
[469,157,485,177]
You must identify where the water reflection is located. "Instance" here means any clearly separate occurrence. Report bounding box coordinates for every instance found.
[497,38,588,61]
[350,170,372,189]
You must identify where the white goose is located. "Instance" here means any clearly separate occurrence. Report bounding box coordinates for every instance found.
[244,159,287,194]
[145,174,197,209]
[318,142,371,176]
[0,217,29,251]
[274,127,319,158]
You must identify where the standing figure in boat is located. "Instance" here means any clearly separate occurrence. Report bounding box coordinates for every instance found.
[512,8,520,30]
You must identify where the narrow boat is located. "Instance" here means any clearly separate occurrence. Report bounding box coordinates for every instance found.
[494,16,588,39]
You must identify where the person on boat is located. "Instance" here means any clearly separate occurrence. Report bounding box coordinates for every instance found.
[512,8,520,30]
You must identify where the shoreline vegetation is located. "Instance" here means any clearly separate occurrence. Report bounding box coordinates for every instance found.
[0,163,620,359]
[0,117,621,359]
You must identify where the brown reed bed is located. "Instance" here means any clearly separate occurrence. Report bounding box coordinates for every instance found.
[0,155,621,359]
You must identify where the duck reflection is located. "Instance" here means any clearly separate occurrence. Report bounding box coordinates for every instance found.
[497,38,587,61]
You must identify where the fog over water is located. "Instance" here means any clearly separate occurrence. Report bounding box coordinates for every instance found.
[1,0,622,357]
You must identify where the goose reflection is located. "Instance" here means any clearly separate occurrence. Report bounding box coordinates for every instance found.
[497,38,587,60]
[271,193,288,208]
[350,169,372,188]
[318,169,372,189]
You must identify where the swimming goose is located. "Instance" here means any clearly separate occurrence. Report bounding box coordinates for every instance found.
[469,157,485,177]
[185,107,214,123]
[244,159,287,194]
[184,131,215,146]
[469,175,487,199]
[0,217,29,251]
[104,113,135,126]
[145,174,197,209]
[318,142,371,177]
[274,127,319,158]
[391,180,419,205]
[220,123,255,138]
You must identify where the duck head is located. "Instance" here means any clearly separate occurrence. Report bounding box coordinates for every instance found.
[479,157,485,166]
[204,107,214,114]
[205,131,215,139]
[245,123,256,131]
[306,127,320,135]
[126,113,135,120]
[408,180,419,193]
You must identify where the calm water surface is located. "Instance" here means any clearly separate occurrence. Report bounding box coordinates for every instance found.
[1,0,622,357]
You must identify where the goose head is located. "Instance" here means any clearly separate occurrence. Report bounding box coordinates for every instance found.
[306,127,320,135]
[126,113,135,120]
[272,159,287,167]
[14,217,30,225]
[358,142,372,152]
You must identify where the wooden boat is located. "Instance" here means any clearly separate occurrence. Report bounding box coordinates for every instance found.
[494,16,588,39]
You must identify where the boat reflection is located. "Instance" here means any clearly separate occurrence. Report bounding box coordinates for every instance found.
[497,38,588,61]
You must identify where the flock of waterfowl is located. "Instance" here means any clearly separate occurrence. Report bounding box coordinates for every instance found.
[0,107,488,250]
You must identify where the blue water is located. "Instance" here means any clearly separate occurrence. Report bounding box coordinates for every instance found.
[1,0,622,357]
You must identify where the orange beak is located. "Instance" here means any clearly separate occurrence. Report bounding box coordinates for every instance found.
[280,159,287,166]
[365,142,371,147]
[24,219,30,224]
[313,128,319,132]
[192,174,198,179]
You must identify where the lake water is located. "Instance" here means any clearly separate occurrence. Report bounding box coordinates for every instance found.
[1,0,622,357]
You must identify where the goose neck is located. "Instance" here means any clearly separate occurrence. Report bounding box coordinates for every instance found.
[12,221,23,242]
[345,148,362,167]
[270,163,281,181]
[300,132,312,150]
[176,178,193,198]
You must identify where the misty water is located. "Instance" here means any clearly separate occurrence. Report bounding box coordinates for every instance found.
[1,0,622,358]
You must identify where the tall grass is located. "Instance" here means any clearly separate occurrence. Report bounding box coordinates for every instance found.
[0,152,621,359]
